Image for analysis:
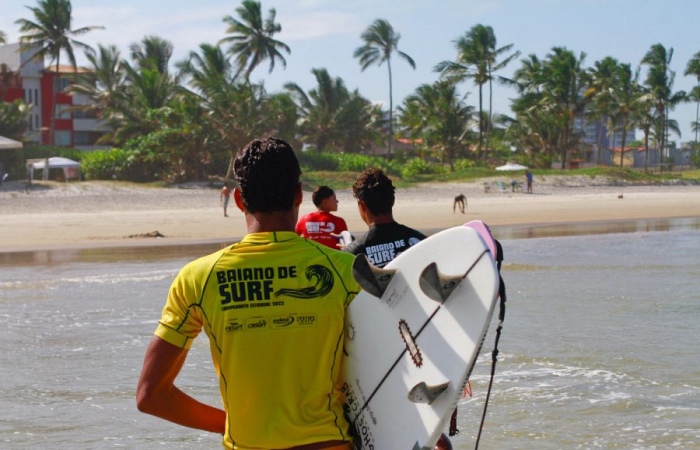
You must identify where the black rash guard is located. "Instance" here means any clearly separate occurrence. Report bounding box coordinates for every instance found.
[343,222,426,268]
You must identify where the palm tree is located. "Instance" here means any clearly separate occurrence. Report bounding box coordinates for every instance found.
[684,51,700,144]
[15,0,103,154]
[129,35,173,75]
[285,68,377,153]
[641,44,685,162]
[66,44,125,122]
[220,0,290,81]
[398,80,474,170]
[586,57,620,165]
[354,18,415,157]
[435,24,519,160]
[0,30,7,44]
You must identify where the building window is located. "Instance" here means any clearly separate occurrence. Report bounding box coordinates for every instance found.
[35,115,39,129]
[55,104,71,119]
[54,130,72,146]
[57,77,71,92]
[74,131,95,145]
[34,89,39,107]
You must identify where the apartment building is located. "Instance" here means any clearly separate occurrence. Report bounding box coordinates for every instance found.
[0,43,109,149]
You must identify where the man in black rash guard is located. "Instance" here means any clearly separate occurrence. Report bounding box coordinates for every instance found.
[343,168,426,268]
[343,168,453,449]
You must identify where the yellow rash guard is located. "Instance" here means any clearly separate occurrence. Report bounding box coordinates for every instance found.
[155,232,360,449]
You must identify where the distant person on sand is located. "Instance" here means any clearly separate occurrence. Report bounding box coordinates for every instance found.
[136,137,360,450]
[295,185,348,248]
[526,170,533,193]
[220,182,231,217]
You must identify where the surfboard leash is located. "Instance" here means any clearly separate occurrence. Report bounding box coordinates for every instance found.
[448,238,507,450]
[473,274,507,449]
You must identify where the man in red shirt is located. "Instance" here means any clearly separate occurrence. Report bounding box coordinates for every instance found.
[296,186,348,248]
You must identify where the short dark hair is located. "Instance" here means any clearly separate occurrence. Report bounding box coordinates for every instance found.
[233,137,301,213]
[312,185,334,207]
[352,168,395,215]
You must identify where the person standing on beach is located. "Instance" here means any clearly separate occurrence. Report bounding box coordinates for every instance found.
[526,170,533,193]
[220,182,231,216]
[343,168,425,267]
[136,137,360,450]
[296,185,349,248]
[342,168,452,449]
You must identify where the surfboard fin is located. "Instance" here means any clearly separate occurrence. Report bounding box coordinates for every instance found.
[352,255,396,298]
[419,262,464,303]
[407,380,450,404]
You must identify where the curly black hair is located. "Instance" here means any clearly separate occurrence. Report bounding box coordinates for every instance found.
[233,137,301,213]
[352,168,395,215]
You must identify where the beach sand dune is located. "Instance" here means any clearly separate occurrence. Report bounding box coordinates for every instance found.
[1,177,699,252]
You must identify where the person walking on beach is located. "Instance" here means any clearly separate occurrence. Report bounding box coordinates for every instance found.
[137,137,360,450]
[343,168,426,267]
[220,182,231,216]
[296,185,349,248]
[526,170,533,193]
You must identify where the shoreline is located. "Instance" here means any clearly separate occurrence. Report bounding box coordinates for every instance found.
[2,178,700,253]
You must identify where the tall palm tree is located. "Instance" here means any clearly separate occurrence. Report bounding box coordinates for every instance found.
[435,24,519,160]
[0,30,7,44]
[354,18,415,157]
[586,57,620,164]
[220,0,290,81]
[15,0,103,153]
[641,44,685,161]
[684,51,700,144]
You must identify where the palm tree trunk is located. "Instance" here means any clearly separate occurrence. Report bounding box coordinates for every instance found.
[387,59,393,158]
[477,84,483,160]
[643,128,650,172]
[46,55,61,180]
[620,118,628,168]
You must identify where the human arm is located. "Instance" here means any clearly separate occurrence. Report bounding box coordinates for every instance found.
[136,335,226,433]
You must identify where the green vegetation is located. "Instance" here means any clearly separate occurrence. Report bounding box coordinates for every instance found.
[1,1,698,185]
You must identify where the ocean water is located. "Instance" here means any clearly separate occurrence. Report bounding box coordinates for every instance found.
[0,228,698,449]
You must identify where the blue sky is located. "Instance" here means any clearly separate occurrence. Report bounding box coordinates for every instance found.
[2,0,698,143]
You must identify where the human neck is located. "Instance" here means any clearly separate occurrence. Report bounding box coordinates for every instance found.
[245,211,298,233]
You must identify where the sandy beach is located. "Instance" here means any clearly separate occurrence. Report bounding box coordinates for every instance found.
[1,175,699,253]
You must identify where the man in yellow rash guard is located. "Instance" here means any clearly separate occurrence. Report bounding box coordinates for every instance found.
[136,137,360,450]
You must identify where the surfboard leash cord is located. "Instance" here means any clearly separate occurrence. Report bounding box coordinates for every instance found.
[473,275,507,449]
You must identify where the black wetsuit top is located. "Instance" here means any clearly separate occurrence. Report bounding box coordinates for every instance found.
[343,222,426,268]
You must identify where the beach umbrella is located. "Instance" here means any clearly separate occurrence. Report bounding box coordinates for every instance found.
[495,162,528,171]
[0,135,23,150]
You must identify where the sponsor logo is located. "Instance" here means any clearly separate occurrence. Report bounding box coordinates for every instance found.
[296,315,316,326]
[225,320,244,333]
[246,317,268,331]
[272,316,295,327]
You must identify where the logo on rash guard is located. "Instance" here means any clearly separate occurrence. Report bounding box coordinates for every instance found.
[274,265,334,299]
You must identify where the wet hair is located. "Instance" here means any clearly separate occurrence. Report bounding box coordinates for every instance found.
[352,168,395,215]
[233,137,301,213]
[312,185,335,207]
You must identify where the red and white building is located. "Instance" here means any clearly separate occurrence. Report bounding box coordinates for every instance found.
[0,42,109,149]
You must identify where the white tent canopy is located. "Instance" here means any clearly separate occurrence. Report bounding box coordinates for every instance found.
[27,157,81,182]
[0,135,23,150]
[496,162,528,171]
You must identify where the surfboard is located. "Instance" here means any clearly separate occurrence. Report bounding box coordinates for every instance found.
[342,226,500,449]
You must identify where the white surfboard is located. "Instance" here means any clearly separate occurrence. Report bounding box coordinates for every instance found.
[343,226,500,449]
